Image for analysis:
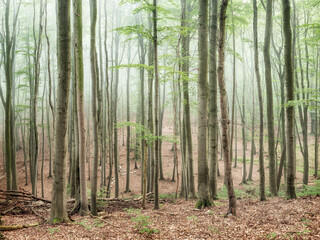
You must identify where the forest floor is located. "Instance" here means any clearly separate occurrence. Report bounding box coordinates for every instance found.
[0,126,320,239]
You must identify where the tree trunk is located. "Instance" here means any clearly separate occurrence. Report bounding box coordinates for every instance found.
[196,0,211,209]
[218,0,237,215]
[181,0,195,198]
[253,0,266,201]
[208,0,218,200]
[263,0,277,196]
[49,0,71,223]
[153,0,160,210]
[147,12,154,193]
[90,0,99,215]
[282,0,297,199]
[73,0,88,215]
[125,41,131,193]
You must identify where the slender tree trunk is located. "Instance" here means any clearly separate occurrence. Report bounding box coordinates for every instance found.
[253,0,266,201]
[314,50,319,178]
[147,13,154,193]
[209,0,218,200]
[241,42,247,184]
[153,0,160,210]
[73,0,88,215]
[125,41,131,193]
[218,0,237,215]
[247,76,255,182]
[90,0,99,215]
[229,0,236,167]
[264,0,277,196]
[282,0,297,199]
[181,0,195,198]
[113,12,120,198]
[49,0,71,223]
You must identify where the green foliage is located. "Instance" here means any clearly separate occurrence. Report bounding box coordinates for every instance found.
[296,180,320,197]
[47,227,60,234]
[159,193,176,200]
[75,220,92,230]
[266,232,277,239]
[208,226,220,234]
[187,215,198,223]
[124,208,159,235]
[116,121,179,145]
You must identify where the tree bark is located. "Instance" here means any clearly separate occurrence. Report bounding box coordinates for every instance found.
[208,0,218,200]
[282,0,297,199]
[90,0,99,215]
[73,0,88,215]
[196,0,211,209]
[253,0,266,201]
[153,0,160,210]
[49,0,71,223]
[263,0,277,196]
[218,0,237,215]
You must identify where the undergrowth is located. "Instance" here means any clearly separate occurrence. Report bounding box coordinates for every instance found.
[124,208,159,235]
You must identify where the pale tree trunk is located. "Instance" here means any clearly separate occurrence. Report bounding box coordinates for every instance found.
[147,12,154,193]
[253,0,266,201]
[49,0,71,223]
[45,0,55,166]
[264,0,277,196]
[208,0,218,200]
[218,0,237,215]
[41,75,47,198]
[104,0,113,198]
[113,10,120,198]
[247,71,255,182]
[314,50,319,178]
[73,0,88,215]
[196,0,211,209]
[138,30,146,189]
[240,39,247,185]
[229,0,236,167]
[30,0,44,196]
[90,0,99,215]
[282,0,296,199]
[125,41,131,193]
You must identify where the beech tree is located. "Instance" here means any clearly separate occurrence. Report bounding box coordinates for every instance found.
[197,0,211,209]
[49,0,71,223]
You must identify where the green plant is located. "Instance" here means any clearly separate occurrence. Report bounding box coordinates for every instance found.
[187,215,198,223]
[208,226,220,234]
[75,220,92,230]
[266,232,277,239]
[297,229,312,235]
[93,219,105,228]
[48,227,60,234]
[124,208,159,235]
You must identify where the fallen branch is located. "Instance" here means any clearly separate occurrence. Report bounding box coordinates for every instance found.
[0,223,39,231]
[0,190,51,203]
